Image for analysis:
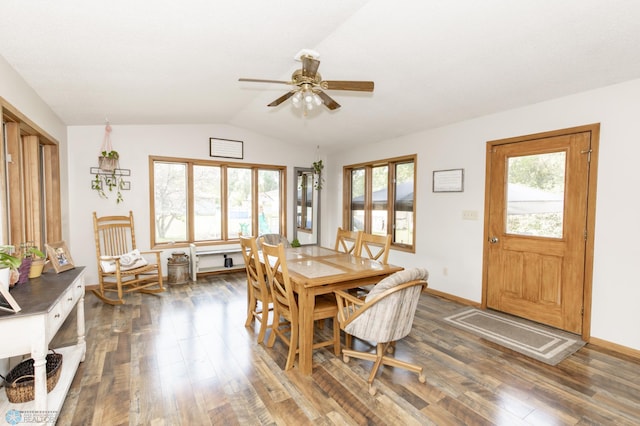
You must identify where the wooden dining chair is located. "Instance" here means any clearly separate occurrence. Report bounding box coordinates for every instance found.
[257,233,291,249]
[334,227,362,255]
[357,233,392,265]
[240,235,273,343]
[92,211,164,305]
[261,241,341,370]
[334,267,429,395]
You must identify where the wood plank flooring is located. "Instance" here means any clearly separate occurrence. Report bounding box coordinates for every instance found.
[50,272,640,425]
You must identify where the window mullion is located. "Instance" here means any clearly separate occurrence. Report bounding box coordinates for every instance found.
[187,162,195,241]
[388,163,396,238]
[364,166,373,233]
[221,165,228,240]
[252,168,259,236]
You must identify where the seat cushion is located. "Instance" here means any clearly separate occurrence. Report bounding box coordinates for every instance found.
[100,249,148,273]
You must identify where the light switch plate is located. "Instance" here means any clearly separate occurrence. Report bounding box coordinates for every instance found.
[462,210,478,220]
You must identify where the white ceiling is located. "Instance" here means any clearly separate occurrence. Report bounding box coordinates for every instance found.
[2,1,640,152]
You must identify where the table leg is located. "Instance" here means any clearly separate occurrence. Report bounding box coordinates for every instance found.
[32,344,47,411]
[77,291,86,361]
[298,287,315,375]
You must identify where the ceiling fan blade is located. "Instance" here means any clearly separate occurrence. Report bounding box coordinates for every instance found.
[322,80,374,92]
[316,90,341,110]
[239,78,291,85]
[301,56,320,78]
[267,90,297,107]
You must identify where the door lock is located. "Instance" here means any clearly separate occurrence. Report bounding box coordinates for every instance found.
[489,236,499,244]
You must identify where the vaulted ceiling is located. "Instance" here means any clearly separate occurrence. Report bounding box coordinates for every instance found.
[2,1,640,151]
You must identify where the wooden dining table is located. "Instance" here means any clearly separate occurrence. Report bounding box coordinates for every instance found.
[276,245,403,375]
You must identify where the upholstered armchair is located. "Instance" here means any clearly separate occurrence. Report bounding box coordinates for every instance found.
[334,267,429,395]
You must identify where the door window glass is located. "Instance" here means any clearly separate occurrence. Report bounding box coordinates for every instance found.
[506,152,565,238]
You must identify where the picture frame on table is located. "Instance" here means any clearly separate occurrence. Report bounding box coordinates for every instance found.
[45,241,75,273]
[0,284,21,313]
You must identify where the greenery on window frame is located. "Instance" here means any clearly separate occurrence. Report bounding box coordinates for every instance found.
[150,156,286,247]
[343,154,416,251]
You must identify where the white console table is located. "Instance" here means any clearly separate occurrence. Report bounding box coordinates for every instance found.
[0,267,86,419]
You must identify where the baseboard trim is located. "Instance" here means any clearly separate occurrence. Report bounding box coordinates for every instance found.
[423,287,481,308]
[588,337,640,360]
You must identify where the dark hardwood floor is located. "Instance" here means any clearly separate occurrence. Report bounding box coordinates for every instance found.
[50,272,640,425]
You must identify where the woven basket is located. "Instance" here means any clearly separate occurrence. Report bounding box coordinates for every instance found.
[1,350,63,403]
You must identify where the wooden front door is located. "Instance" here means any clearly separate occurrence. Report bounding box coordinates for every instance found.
[483,125,599,334]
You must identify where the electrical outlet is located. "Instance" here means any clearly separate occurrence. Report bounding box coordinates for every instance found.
[462,210,478,220]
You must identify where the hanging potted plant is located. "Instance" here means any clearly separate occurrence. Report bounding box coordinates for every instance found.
[99,149,119,172]
[92,122,125,203]
[312,160,324,190]
[98,122,119,172]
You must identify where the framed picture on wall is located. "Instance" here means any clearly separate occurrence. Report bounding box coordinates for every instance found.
[210,138,244,159]
[45,241,75,273]
[433,168,464,192]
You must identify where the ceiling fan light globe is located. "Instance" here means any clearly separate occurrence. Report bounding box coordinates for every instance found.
[313,93,322,106]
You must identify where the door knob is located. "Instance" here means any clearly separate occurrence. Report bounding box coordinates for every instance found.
[489,236,499,244]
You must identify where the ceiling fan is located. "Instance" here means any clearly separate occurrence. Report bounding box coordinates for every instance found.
[239,49,374,111]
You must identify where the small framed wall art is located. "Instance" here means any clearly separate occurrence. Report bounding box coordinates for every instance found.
[433,168,464,192]
[210,138,243,159]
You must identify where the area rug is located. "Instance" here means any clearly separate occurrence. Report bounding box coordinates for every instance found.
[444,308,586,365]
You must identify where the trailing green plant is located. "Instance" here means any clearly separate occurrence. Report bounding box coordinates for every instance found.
[91,172,125,203]
[312,160,324,190]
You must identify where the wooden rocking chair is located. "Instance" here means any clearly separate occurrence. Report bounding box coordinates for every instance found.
[92,211,165,305]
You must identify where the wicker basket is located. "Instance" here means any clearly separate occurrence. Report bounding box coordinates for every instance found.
[1,350,63,403]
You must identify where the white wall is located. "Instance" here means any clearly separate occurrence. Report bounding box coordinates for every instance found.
[325,78,640,351]
[67,124,317,285]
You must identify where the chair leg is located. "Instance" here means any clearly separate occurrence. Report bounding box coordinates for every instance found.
[366,343,386,386]
[332,317,341,356]
[245,289,256,327]
[266,313,278,348]
[285,322,298,371]
[342,341,425,394]
[256,303,272,344]
[345,333,352,349]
